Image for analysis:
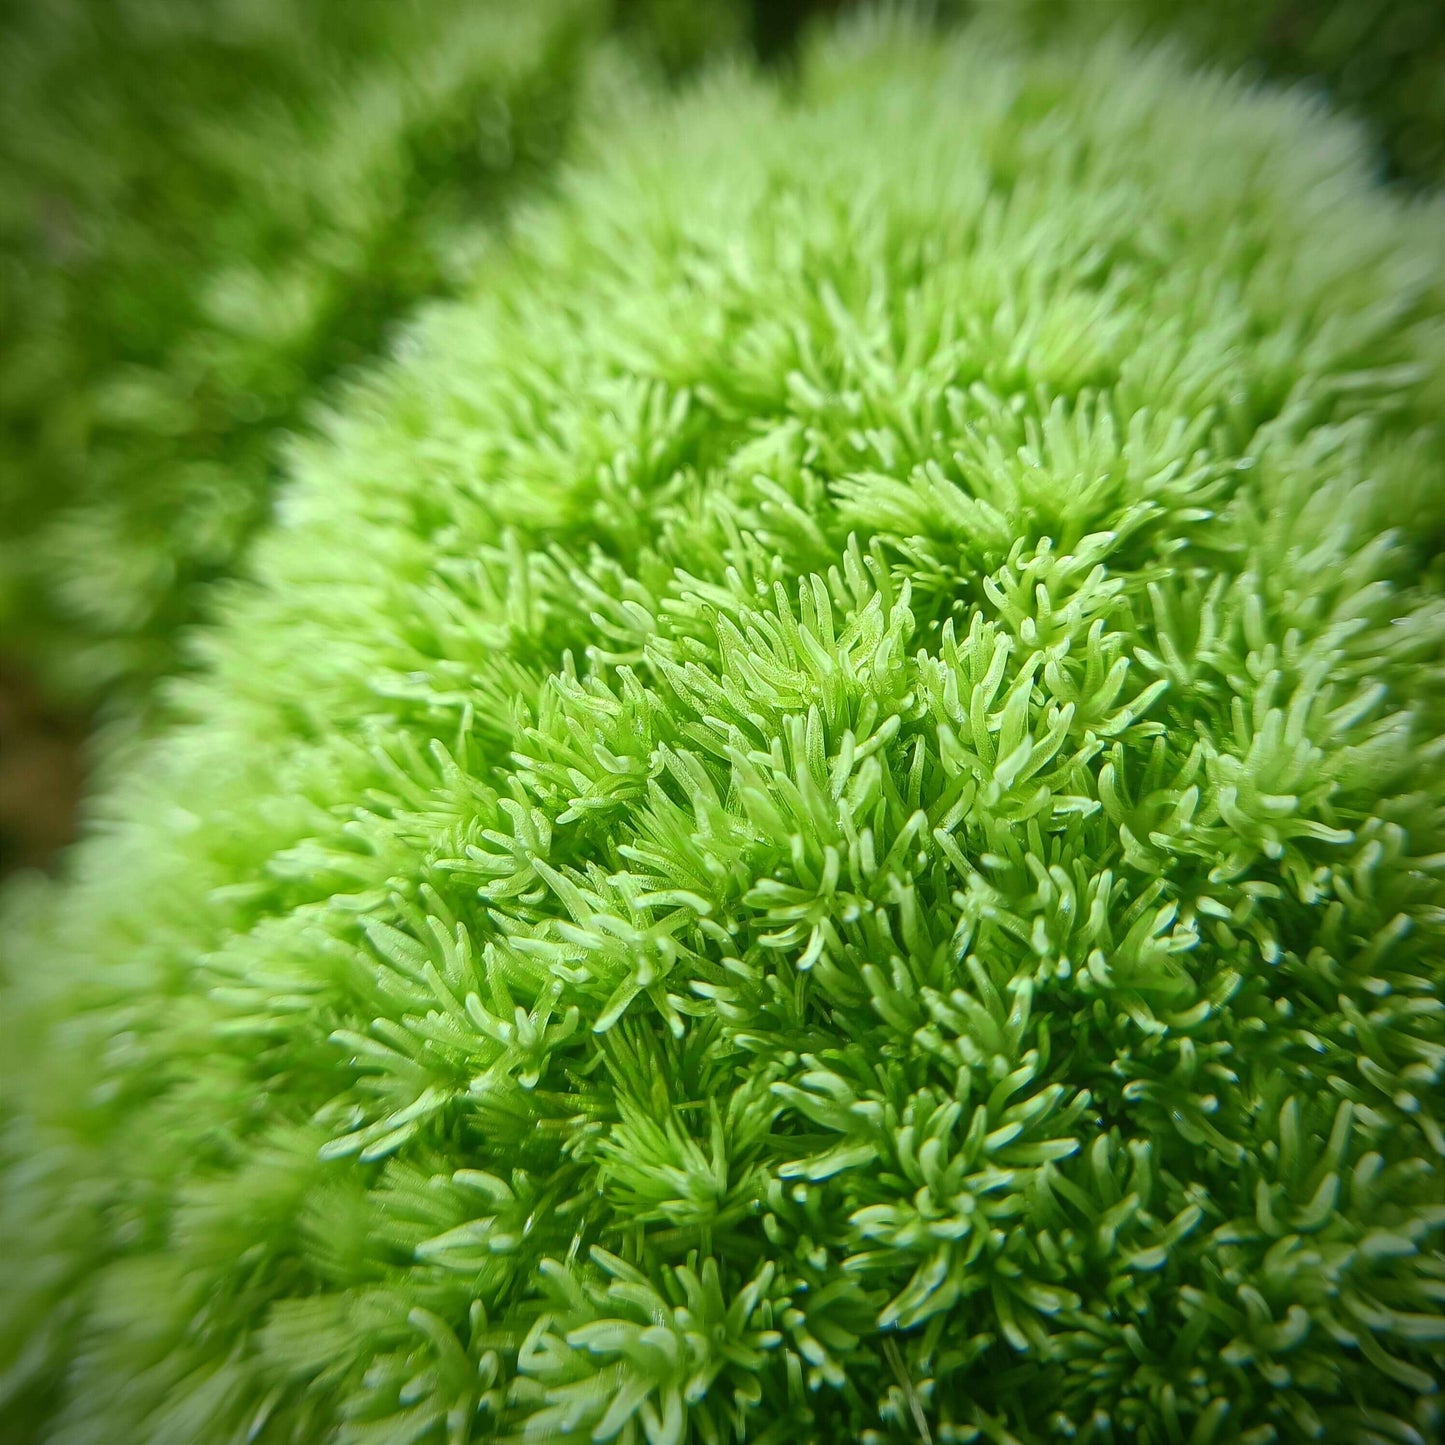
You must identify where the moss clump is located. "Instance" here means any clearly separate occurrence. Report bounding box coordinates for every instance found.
[3,14,1445,1444]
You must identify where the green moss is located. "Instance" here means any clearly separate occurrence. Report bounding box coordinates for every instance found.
[989,0,1445,187]
[3,12,1445,1443]
[0,0,741,711]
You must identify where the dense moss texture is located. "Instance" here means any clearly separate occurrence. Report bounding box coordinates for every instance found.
[4,16,1445,1445]
[0,0,740,708]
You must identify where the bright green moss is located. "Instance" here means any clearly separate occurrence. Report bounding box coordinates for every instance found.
[3,13,1445,1444]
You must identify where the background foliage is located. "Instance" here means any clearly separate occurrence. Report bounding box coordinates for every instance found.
[0,0,743,709]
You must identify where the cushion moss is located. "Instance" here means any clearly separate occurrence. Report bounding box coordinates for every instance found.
[2,14,1443,1444]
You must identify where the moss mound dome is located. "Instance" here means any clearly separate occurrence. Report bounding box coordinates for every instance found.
[3,17,1444,1444]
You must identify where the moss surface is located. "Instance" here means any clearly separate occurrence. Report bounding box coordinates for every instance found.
[3,14,1444,1444]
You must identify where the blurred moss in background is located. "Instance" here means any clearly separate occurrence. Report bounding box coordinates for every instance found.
[992,0,1445,186]
[0,0,1439,879]
[0,0,744,711]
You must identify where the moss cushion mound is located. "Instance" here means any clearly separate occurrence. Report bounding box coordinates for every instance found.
[3,16,1444,1444]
